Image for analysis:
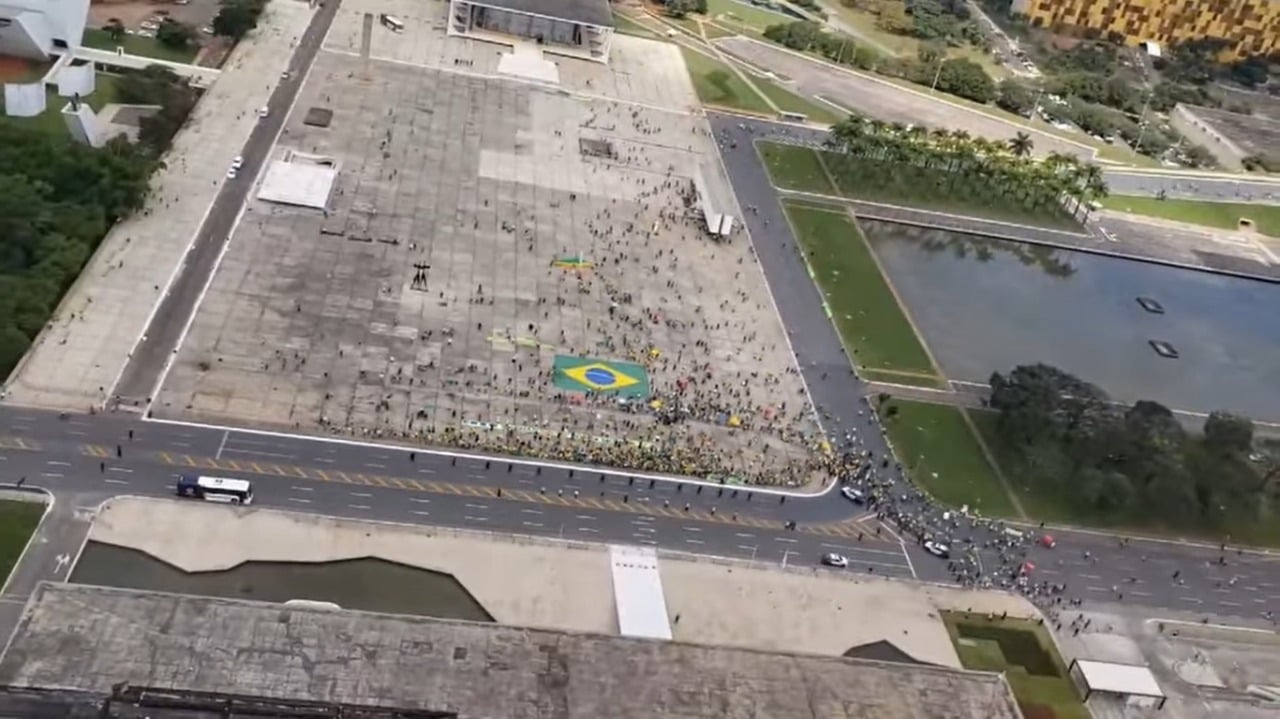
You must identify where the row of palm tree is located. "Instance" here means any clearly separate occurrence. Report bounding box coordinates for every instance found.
[824,113,1110,222]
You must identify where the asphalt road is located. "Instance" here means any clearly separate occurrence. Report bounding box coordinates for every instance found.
[111,0,341,407]
[0,406,916,577]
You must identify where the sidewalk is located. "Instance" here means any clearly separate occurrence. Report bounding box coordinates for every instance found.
[1,0,315,412]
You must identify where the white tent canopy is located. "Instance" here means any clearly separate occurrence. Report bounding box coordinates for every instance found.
[1071,659,1165,706]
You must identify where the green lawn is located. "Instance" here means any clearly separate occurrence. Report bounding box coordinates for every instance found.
[679,46,774,115]
[819,150,1084,230]
[0,500,44,588]
[943,612,1090,719]
[759,142,836,194]
[82,27,199,64]
[0,73,123,137]
[754,79,846,124]
[1101,194,1280,238]
[703,0,792,33]
[784,202,939,375]
[880,400,1017,516]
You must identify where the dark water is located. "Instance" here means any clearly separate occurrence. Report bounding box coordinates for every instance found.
[861,221,1280,422]
[70,542,494,621]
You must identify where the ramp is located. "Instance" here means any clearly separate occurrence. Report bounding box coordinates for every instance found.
[608,545,671,640]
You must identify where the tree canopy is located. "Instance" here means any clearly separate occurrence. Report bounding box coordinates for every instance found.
[988,364,1276,534]
[0,125,156,376]
[824,113,1109,221]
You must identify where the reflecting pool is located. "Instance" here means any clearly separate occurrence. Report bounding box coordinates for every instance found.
[861,220,1280,422]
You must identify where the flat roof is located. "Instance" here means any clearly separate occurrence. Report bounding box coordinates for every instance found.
[608,545,671,640]
[468,0,614,29]
[257,158,338,210]
[0,584,1024,719]
[1074,659,1165,699]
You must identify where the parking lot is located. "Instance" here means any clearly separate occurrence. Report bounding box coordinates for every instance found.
[155,13,824,484]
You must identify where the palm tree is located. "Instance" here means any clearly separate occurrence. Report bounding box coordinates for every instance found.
[1009,131,1034,158]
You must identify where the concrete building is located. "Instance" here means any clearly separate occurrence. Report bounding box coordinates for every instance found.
[1010,0,1280,60]
[0,583,1026,719]
[0,0,88,60]
[447,0,614,62]
[1171,102,1280,170]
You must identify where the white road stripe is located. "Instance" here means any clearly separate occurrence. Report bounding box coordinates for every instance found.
[289,498,312,504]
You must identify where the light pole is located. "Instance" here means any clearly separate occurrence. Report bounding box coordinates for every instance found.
[1134,90,1153,155]
[929,62,943,93]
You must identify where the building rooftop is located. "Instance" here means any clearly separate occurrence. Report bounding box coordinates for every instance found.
[0,584,1022,719]
[1181,104,1280,159]
[469,0,614,29]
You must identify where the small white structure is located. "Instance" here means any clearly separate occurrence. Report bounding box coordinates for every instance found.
[0,0,88,60]
[1069,659,1167,710]
[257,151,340,210]
[2,80,44,116]
[608,545,672,641]
[55,60,94,97]
[1141,40,1162,58]
[692,161,736,237]
[61,94,103,147]
[448,0,615,63]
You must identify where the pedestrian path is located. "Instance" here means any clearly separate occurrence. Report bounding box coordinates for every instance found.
[2,0,314,413]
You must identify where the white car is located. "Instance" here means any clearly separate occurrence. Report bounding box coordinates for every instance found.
[201,26,214,34]
[821,553,848,568]
[136,30,155,38]
[281,70,290,79]
[231,155,244,170]
[923,540,950,559]
[840,486,866,504]
[256,106,269,118]
[226,168,238,179]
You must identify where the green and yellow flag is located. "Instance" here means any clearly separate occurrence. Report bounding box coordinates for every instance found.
[552,355,650,398]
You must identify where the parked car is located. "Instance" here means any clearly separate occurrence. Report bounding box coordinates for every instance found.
[231,155,244,170]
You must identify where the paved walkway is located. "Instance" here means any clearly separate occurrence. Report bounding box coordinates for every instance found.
[2,0,315,412]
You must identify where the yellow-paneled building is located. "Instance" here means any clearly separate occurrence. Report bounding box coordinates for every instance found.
[1010,0,1280,59]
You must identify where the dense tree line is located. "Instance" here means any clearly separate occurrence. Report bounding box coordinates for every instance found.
[213,0,270,39]
[989,364,1279,532]
[0,65,195,379]
[825,113,1108,219]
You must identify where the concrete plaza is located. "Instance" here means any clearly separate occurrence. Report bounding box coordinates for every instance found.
[154,11,822,483]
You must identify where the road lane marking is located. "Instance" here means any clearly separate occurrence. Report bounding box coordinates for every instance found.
[351,492,372,498]
[685,539,705,545]
[463,515,488,522]
[576,515,595,520]
[108,467,133,474]
[291,486,314,492]
[634,527,656,533]
[46,461,71,467]
[316,458,335,463]
[735,532,755,538]
[412,510,430,517]
[410,498,430,504]
[289,498,312,504]
[774,537,797,543]
[521,509,543,515]
[366,463,387,469]
[104,479,129,485]
[683,527,702,532]
[41,472,63,478]
[465,503,489,510]
[1179,597,1204,604]
[523,522,544,528]
[348,504,371,510]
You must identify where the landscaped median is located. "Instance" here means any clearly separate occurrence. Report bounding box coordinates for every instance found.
[760,140,1089,231]
[880,400,1017,518]
[943,611,1090,719]
[1101,194,1280,238]
[781,200,945,388]
[0,499,45,586]
[678,46,846,122]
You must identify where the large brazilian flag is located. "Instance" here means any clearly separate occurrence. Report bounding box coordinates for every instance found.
[552,355,650,398]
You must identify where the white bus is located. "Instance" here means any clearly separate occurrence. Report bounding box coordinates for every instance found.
[378,13,404,32]
[176,474,254,504]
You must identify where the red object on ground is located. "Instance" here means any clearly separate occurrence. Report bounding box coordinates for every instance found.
[1039,535,1056,548]
[1020,561,1035,575]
